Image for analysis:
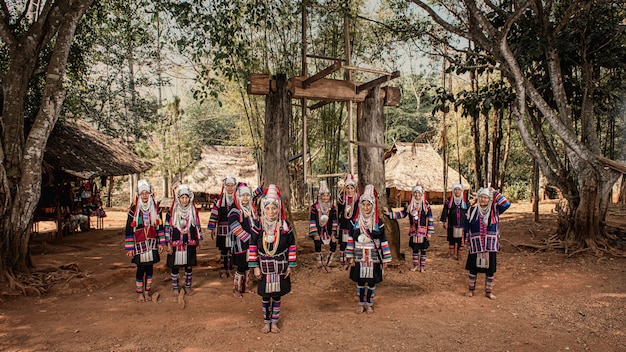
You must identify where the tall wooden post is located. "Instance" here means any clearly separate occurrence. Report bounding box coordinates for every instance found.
[264,74,292,218]
[357,87,402,260]
[302,0,309,198]
[344,14,354,175]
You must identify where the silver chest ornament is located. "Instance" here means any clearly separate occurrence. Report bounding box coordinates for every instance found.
[264,234,275,243]
[320,214,329,226]
[357,234,368,244]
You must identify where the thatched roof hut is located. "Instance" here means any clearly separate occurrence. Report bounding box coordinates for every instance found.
[44,119,152,179]
[385,142,470,206]
[185,145,259,204]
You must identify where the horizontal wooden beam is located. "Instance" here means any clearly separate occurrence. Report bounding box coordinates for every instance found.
[302,61,342,88]
[343,65,397,76]
[247,74,402,106]
[308,173,346,179]
[356,71,401,94]
[290,76,367,102]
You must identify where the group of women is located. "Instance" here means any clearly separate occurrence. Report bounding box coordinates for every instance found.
[124,176,510,333]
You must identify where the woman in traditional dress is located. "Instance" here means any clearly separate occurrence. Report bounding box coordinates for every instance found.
[124,180,165,302]
[249,184,297,333]
[308,180,338,272]
[464,186,511,299]
[207,175,237,278]
[164,184,203,299]
[440,183,468,260]
[346,184,392,314]
[384,185,434,272]
[228,183,259,298]
[336,174,358,268]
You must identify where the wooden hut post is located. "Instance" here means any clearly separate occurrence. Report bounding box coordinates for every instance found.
[263,74,293,218]
[357,86,402,261]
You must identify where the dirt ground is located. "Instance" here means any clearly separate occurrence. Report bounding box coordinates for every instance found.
[1,202,625,352]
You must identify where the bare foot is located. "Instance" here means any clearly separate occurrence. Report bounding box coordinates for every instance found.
[409,266,419,272]
[466,290,474,297]
[220,272,228,279]
[183,287,195,296]
[137,293,145,302]
[486,292,497,300]
[355,306,365,314]
[232,290,243,298]
[365,306,374,314]
[420,268,426,273]
[151,292,160,303]
[172,289,180,302]
[270,323,281,333]
[143,292,152,302]
[260,324,271,334]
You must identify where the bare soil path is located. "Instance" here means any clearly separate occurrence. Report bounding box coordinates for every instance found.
[1,202,625,352]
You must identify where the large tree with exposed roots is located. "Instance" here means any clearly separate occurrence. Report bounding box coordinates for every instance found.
[0,0,94,289]
[397,0,626,253]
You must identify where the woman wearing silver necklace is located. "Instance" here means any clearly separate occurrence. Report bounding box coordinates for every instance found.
[164,184,203,299]
[248,184,297,333]
[383,184,434,272]
[124,180,165,302]
[207,176,237,279]
[308,180,338,272]
[337,174,359,269]
[228,183,260,298]
[346,184,392,314]
[464,186,511,299]
[441,184,468,260]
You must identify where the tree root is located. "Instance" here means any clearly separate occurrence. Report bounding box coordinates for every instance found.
[3,263,88,297]
[503,233,626,258]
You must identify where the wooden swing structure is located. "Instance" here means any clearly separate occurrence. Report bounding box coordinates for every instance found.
[247,0,401,186]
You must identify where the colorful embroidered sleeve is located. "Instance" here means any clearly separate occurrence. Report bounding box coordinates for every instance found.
[194,208,203,241]
[124,210,135,251]
[288,243,297,267]
[380,241,392,263]
[207,204,219,229]
[253,187,263,199]
[163,212,172,243]
[427,209,435,235]
[387,206,407,220]
[156,216,167,245]
[494,191,511,214]
[229,208,251,243]
[331,208,339,236]
[345,235,355,259]
[308,205,319,237]
[248,245,258,268]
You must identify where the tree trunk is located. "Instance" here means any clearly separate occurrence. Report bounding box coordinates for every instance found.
[532,161,540,223]
[357,87,402,260]
[263,74,292,219]
[471,112,482,189]
[0,0,93,281]
[106,176,114,208]
[561,164,610,252]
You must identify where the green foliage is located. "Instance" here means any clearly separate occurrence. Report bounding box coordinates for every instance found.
[385,73,438,143]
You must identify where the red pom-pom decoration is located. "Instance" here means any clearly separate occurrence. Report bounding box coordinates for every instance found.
[130,221,137,227]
